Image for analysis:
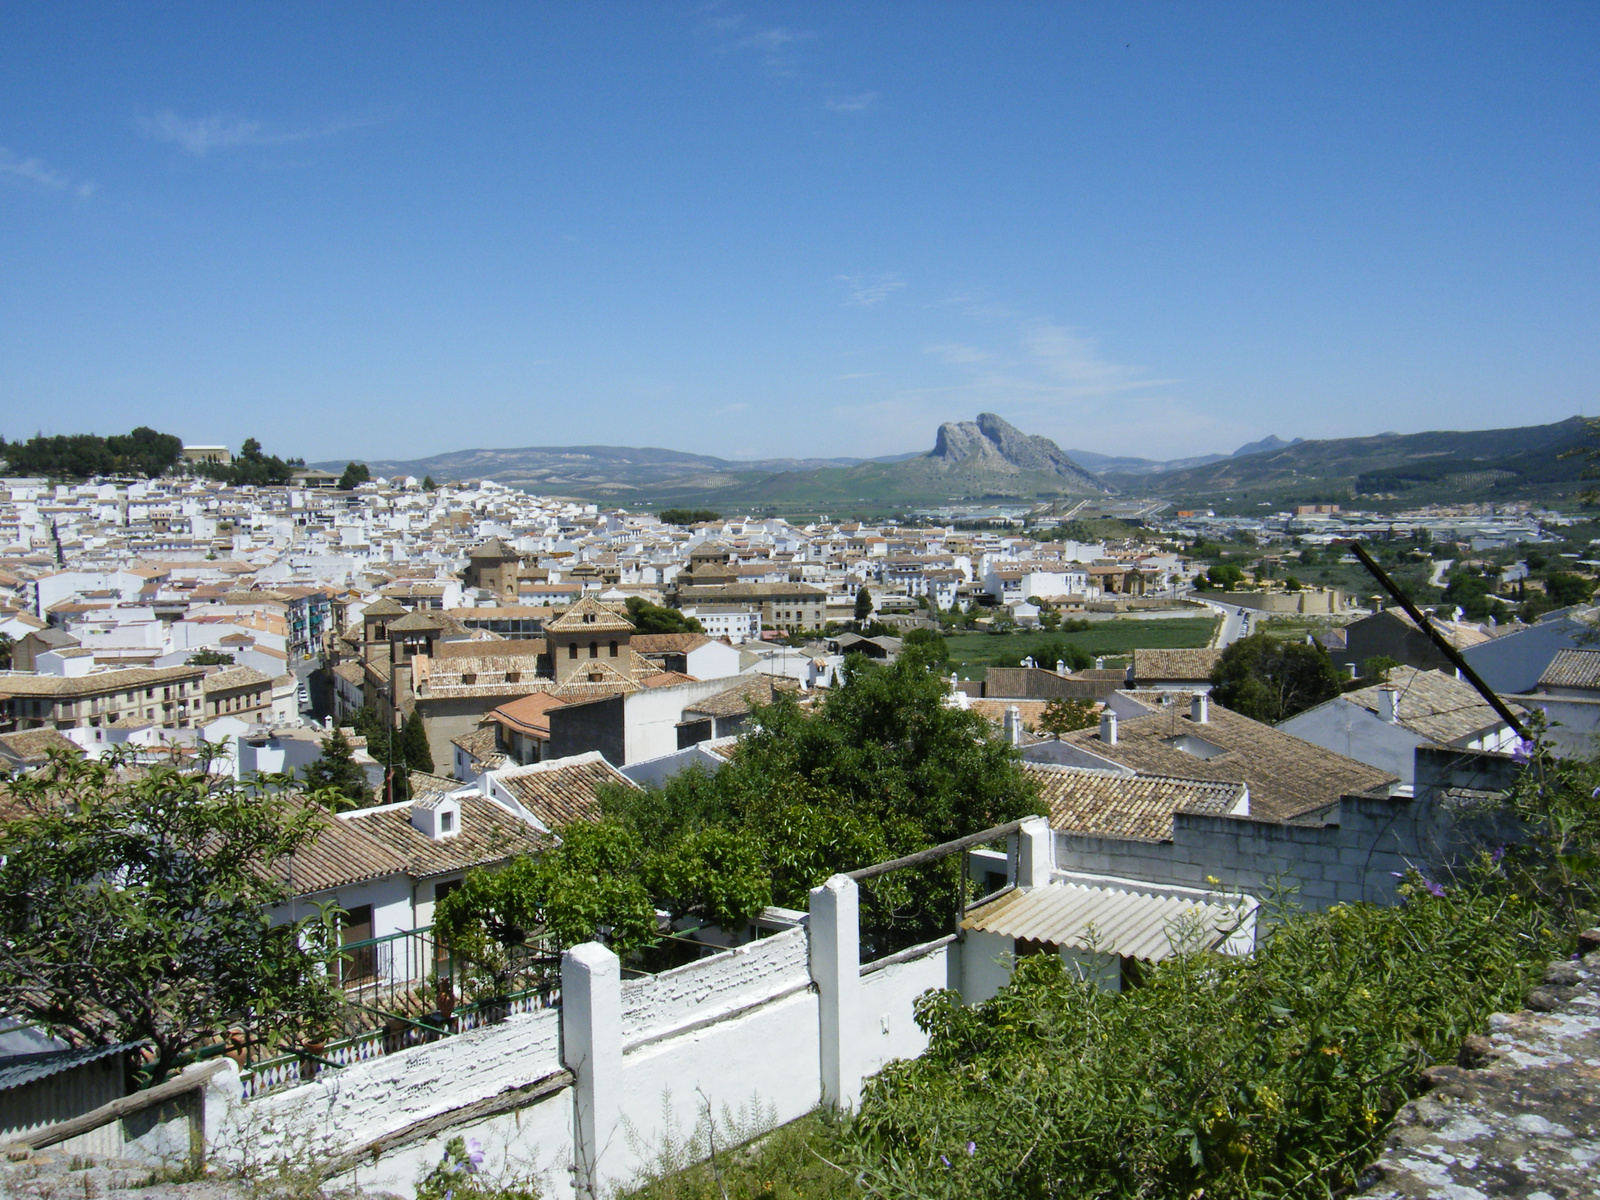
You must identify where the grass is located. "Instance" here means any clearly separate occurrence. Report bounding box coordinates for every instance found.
[621,1111,855,1200]
[943,616,1218,679]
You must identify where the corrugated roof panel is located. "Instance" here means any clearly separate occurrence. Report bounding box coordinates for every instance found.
[962,883,1247,962]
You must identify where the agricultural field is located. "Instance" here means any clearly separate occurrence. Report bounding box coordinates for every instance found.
[942,616,1219,680]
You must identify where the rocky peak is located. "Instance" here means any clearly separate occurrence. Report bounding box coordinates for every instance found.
[929,413,1108,492]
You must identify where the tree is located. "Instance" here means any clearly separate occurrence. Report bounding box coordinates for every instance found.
[339,461,371,490]
[854,587,874,624]
[402,709,435,774]
[422,475,437,491]
[624,596,705,635]
[902,627,948,665]
[0,633,12,670]
[1359,655,1400,685]
[434,822,657,998]
[351,706,409,803]
[0,752,346,1083]
[303,728,373,809]
[602,653,1044,946]
[1283,576,1303,592]
[185,648,235,666]
[645,826,772,931]
[1206,563,1245,590]
[1210,632,1342,724]
[1038,697,1097,737]
[1544,572,1594,607]
[658,509,721,526]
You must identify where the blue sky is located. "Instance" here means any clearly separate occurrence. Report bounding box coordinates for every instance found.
[2,3,1597,465]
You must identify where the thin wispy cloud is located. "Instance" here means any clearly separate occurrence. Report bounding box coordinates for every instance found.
[138,110,383,156]
[701,8,814,78]
[835,371,887,381]
[924,343,988,365]
[824,91,878,113]
[0,147,94,198]
[833,312,1204,458]
[836,272,906,308]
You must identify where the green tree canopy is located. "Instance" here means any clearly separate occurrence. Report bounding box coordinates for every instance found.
[1544,571,1594,607]
[402,709,435,774]
[624,596,705,635]
[658,508,721,526]
[339,461,372,490]
[0,752,346,1082]
[1038,697,1097,737]
[854,586,874,623]
[1209,632,1342,724]
[434,821,658,997]
[185,648,235,666]
[303,728,373,810]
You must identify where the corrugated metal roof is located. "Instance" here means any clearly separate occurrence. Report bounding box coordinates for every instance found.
[961,883,1250,962]
[0,1042,136,1093]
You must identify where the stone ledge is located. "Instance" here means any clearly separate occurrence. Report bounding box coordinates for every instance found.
[1359,938,1600,1200]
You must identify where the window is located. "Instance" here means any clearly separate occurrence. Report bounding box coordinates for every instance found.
[440,811,455,834]
[568,643,578,660]
[608,641,618,657]
[589,641,598,658]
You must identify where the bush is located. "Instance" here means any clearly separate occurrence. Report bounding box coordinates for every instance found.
[847,879,1555,1200]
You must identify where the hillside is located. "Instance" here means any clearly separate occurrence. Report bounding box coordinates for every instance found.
[323,414,1113,508]
[1101,417,1592,501]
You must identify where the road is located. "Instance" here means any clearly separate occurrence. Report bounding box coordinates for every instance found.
[1193,598,1253,648]
[1428,558,1454,589]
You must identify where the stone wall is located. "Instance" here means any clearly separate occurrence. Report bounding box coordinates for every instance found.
[1360,934,1600,1199]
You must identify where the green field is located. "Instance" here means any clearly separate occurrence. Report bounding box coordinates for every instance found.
[943,616,1219,679]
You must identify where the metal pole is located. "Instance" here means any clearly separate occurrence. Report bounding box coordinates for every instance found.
[1338,540,1529,741]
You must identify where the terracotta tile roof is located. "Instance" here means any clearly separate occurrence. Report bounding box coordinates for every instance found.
[431,638,546,660]
[642,671,698,688]
[1334,667,1521,745]
[344,795,548,879]
[467,536,519,560]
[1025,763,1244,841]
[361,598,408,618]
[1129,648,1222,683]
[269,806,410,895]
[545,595,635,635]
[631,633,713,654]
[1058,696,1396,822]
[0,664,204,697]
[1538,648,1600,691]
[0,727,83,767]
[683,676,800,719]
[202,666,273,693]
[488,691,568,737]
[451,726,506,770]
[494,753,634,828]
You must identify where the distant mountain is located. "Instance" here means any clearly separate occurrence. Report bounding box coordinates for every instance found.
[320,414,1112,508]
[1065,449,1231,476]
[926,414,1107,491]
[1232,434,1305,458]
[1098,417,1591,499]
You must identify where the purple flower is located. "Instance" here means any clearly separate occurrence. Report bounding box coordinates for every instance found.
[1390,871,1404,878]
[940,1155,951,1168]
[966,1141,977,1156]
[466,1138,485,1173]
[1425,879,1446,898]
[1491,845,1506,864]
[1511,739,1535,765]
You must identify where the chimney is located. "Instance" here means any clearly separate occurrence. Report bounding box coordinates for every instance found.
[1004,705,1022,747]
[1346,663,1358,679]
[1056,659,1066,675]
[1094,657,1105,670]
[1191,694,1208,724]
[1099,710,1118,745]
[324,714,333,730]
[1377,687,1400,724]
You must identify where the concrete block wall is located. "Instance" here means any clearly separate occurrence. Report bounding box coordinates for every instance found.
[1054,747,1521,912]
